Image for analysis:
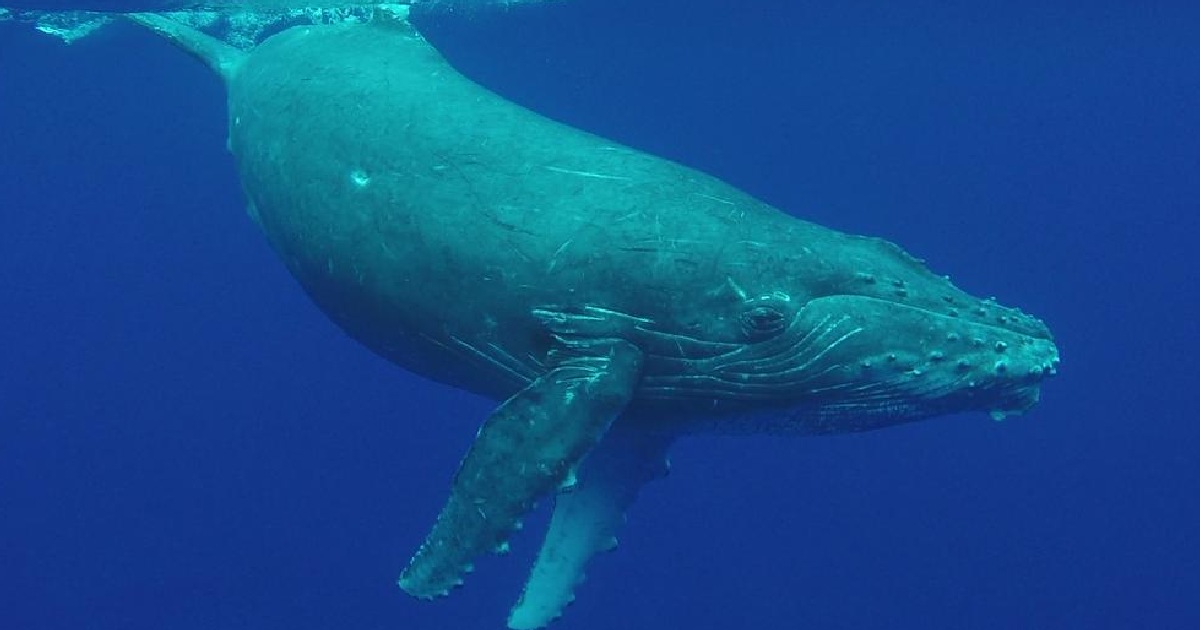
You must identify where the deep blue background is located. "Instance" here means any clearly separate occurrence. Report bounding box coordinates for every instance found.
[2,1,1198,628]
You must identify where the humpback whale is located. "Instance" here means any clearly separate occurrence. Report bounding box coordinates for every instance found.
[126,10,1058,628]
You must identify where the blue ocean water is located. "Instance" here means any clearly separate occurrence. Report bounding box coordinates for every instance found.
[2,1,1198,629]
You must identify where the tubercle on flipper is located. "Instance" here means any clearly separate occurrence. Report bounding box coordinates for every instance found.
[559,467,580,491]
[398,491,531,598]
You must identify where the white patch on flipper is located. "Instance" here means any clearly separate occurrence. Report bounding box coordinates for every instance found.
[507,431,670,630]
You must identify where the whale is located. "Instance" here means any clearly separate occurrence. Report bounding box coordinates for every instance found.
[126,10,1058,629]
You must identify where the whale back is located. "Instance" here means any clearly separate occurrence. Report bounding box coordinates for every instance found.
[226,22,819,401]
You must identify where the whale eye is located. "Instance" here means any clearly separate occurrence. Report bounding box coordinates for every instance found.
[740,305,786,341]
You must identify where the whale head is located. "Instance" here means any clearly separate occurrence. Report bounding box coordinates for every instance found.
[744,234,1058,431]
[640,232,1059,433]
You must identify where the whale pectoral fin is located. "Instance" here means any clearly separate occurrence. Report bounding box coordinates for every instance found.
[399,339,643,599]
[508,429,672,630]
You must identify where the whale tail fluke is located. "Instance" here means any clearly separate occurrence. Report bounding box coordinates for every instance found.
[1,5,416,52]
[128,13,245,83]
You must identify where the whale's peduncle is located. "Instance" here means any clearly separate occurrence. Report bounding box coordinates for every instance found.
[127,13,246,83]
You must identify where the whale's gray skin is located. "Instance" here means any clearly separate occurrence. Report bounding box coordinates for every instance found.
[132,13,1058,629]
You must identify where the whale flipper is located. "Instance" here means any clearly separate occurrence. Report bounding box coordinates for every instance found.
[399,339,644,598]
[508,429,671,630]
